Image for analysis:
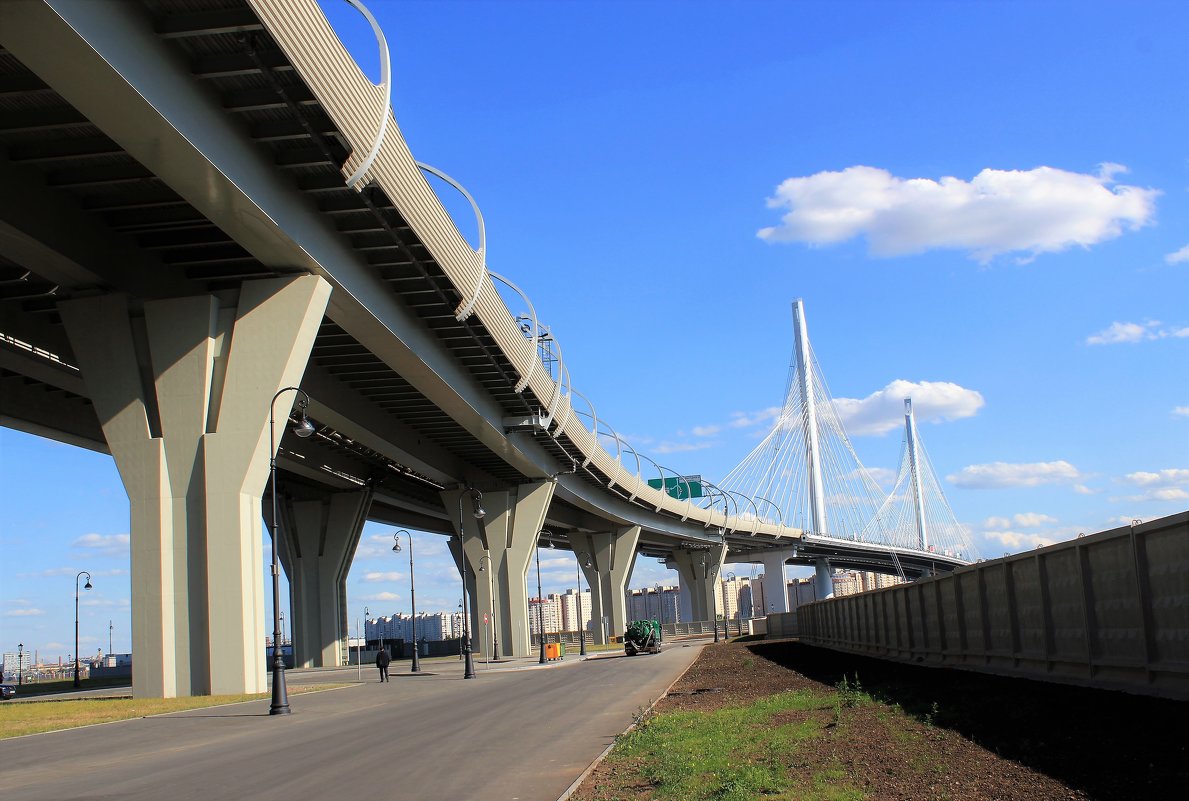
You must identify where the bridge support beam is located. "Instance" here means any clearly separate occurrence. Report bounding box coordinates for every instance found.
[815,558,835,600]
[274,488,373,668]
[572,526,641,645]
[59,275,331,697]
[668,543,728,623]
[761,547,798,613]
[442,483,555,659]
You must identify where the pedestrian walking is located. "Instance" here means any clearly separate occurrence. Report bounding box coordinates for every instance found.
[376,647,391,682]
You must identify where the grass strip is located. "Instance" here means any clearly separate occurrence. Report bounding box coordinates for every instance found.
[607,689,831,801]
[0,683,348,739]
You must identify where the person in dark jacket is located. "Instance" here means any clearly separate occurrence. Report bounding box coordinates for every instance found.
[376,648,391,682]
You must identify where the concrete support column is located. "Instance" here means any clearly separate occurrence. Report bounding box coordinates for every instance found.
[572,526,640,644]
[441,483,555,658]
[668,542,728,622]
[276,488,373,668]
[815,558,835,600]
[60,275,331,697]
[761,547,798,614]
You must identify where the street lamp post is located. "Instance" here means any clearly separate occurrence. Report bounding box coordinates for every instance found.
[393,530,421,673]
[74,571,91,687]
[267,386,316,715]
[279,611,285,646]
[654,583,665,643]
[535,530,549,664]
[478,554,499,664]
[700,554,719,643]
[457,488,484,680]
[17,643,23,686]
[575,552,590,657]
[725,572,737,637]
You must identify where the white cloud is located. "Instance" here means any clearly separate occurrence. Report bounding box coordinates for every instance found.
[2,607,45,617]
[948,460,1082,489]
[728,407,782,428]
[1165,244,1189,264]
[1122,468,1189,487]
[834,379,984,436]
[1120,488,1189,503]
[80,597,130,608]
[72,533,130,556]
[1013,512,1058,527]
[983,530,1058,550]
[1174,406,1189,417]
[1073,484,1099,495]
[363,571,403,583]
[758,164,1157,262]
[653,440,714,454]
[1087,320,1189,344]
[983,513,1057,529]
[865,466,898,489]
[691,425,720,437]
[363,592,400,603]
[1086,321,1151,344]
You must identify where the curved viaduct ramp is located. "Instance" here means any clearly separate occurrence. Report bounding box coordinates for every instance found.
[0,0,966,694]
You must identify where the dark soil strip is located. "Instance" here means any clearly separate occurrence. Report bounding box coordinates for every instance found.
[572,639,1189,801]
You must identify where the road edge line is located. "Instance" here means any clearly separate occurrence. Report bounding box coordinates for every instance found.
[554,643,707,801]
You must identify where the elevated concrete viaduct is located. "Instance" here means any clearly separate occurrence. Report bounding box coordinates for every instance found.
[0,0,964,696]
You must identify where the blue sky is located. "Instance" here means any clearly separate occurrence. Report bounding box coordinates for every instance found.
[3,0,1187,661]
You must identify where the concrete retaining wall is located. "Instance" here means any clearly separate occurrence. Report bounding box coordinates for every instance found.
[797,512,1189,700]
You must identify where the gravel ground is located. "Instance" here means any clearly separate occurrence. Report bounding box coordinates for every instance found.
[572,638,1188,801]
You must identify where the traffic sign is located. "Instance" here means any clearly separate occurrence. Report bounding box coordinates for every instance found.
[647,475,703,500]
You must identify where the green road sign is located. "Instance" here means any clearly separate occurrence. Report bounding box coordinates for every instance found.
[647,475,703,500]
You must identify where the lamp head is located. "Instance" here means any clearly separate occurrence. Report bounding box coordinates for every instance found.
[392,539,401,553]
[583,559,592,569]
[468,488,486,519]
[84,578,92,590]
[292,414,316,438]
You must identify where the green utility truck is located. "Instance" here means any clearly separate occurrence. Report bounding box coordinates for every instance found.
[624,619,661,656]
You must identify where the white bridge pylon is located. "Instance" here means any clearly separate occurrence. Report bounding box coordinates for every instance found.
[863,399,980,560]
[718,299,977,562]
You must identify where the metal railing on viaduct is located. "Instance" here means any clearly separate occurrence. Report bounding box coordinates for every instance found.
[790,512,1189,700]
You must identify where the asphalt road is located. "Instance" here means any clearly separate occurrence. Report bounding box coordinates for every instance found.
[0,644,704,801]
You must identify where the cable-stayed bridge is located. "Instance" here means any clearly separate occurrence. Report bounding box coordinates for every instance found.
[718,300,978,592]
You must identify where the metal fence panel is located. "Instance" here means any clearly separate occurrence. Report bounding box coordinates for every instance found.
[793,513,1189,700]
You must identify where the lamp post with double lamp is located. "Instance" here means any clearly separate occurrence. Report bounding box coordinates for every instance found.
[478,555,498,664]
[73,571,92,687]
[267,386,317,715]
[535,530,551,664]
[575,552,591,657]
[725,572,737,637]
[392,530,420,673]
[457,488,485,680]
